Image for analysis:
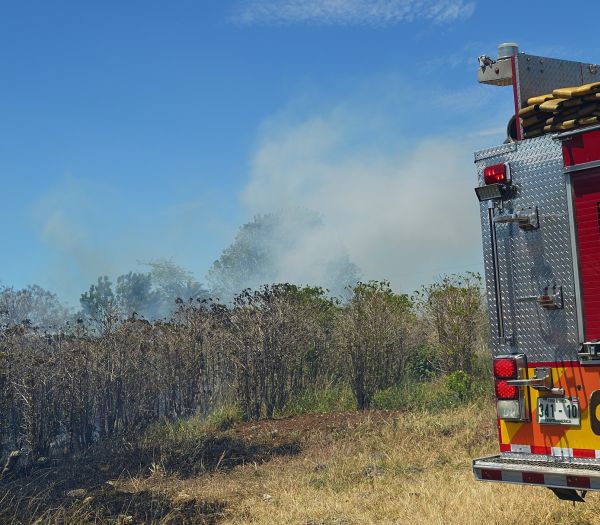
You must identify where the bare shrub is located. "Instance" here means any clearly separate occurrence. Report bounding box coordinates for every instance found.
[335,281,414,410]
[415,273,485,374]
[0,275,484,462]
[225,285,334,421]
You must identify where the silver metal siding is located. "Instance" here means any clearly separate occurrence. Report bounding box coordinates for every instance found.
[512,54,600,139]
[515,55,588,108]
[476,135,580,361]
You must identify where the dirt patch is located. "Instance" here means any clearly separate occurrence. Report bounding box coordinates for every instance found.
[231,410,403,443]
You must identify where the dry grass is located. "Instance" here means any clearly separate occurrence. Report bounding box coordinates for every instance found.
[6,402,600,523]
[114,403,600,525]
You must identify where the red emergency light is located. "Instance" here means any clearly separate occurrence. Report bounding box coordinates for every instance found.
[493,358,518,379]
[495,380,519,400]
[484,163,510,185]
[493,355,527,419]
[475,163,512,202]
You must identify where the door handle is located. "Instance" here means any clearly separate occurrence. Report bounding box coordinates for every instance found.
[494,206,539,230]
[507,367,564,395]
[516,286,564,310]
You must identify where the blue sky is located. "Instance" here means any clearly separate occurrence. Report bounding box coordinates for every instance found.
[1,1,597,305]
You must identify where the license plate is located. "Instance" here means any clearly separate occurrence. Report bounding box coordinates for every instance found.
[537,397,580,426]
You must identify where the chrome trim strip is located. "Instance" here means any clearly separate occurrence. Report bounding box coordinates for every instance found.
[474,457,600,478]
[556,124,600,140]
[565,174,585,343]
[564,159,600,174]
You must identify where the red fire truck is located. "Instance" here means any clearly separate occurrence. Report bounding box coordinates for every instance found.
[473,43,600,501]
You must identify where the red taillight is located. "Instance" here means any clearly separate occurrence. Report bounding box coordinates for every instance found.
[495,380,519,400]
[481,469,502,481]
[484,163,508,185]
[522,472,545,484]
[493,358,517,379]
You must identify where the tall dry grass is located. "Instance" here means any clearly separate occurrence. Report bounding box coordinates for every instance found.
[115,402,600,525]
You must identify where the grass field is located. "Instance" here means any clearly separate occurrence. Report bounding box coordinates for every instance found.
[3,401,600,524]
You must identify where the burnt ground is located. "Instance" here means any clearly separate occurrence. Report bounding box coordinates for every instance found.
[0,410,402,524]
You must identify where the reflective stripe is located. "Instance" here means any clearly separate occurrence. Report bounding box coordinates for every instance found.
[573,448,597,458]
[531,445,548,455]
[590,477,600,490]
[501,470,522,483]
[544,473,564,487]
[552,446,574,458]
[506,444,600,457]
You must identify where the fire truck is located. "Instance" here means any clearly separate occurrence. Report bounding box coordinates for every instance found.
[472,43,600,501]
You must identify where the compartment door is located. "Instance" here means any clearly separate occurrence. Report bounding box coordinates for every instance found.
[572,169,600,341]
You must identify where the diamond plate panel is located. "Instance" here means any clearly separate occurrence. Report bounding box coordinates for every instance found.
[581,63,600,84]
[516,54,587,108]
[476,135,580,360]
[514,54,600,139]
[494,453,600,472]
[474,142,516,162]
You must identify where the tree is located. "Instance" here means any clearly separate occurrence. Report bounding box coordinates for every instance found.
[207,209,361,302]
[115,272,161,320]
[335,281,414,410]
[0,284,70,329]
[80,276,118,332]
[147,259,209,316]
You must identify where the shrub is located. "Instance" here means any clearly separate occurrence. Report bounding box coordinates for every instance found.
[371,372,490,413]
[335,281,415,410]
[275,386,355,417]
[405,344,440,382]
[415,273,485,375]
[445,370,472,401]
[206,405,243,431]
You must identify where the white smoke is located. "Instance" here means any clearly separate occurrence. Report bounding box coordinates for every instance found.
[242,101,487,293]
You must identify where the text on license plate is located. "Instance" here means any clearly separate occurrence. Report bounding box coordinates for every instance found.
[537,397,580,426]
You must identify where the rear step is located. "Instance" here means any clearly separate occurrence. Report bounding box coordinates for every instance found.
[473,454,600,498]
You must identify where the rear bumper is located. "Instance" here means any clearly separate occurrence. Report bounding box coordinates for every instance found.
[473,454,600,491]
